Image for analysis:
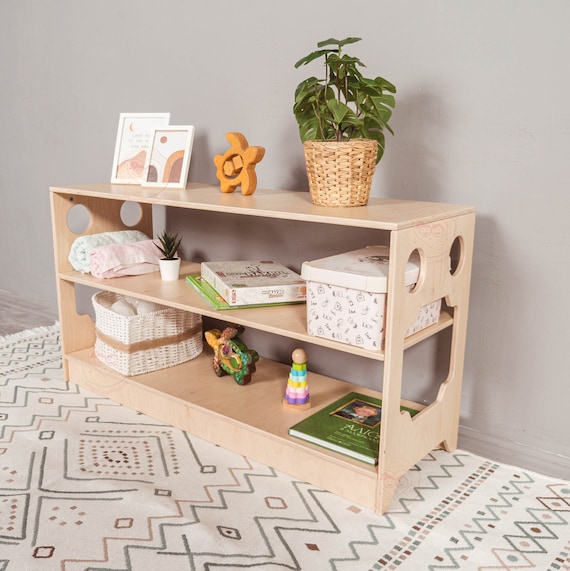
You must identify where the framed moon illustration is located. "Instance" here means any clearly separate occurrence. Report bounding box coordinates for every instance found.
[111,112,170,184]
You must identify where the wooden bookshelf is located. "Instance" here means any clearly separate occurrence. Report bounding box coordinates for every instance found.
[50,183,475,514]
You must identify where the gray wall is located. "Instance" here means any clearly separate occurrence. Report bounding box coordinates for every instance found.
[2,1,569,478]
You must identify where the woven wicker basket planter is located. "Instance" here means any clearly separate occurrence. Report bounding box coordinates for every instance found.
[92,291,203,376]
[303,139,378,207]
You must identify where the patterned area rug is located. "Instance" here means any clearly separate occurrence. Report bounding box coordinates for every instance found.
[1,324,569,571]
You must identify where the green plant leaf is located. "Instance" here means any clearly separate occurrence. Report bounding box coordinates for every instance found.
[317,37,362,49]
[295,49,335,69]
[299,120,320,142]
[327,99,351,124]
[374,76,397,93]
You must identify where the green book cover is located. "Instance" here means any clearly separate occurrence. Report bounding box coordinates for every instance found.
[288,392,419,465]
[186,274,304,310]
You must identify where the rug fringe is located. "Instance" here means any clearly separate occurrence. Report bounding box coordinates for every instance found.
[0,322,60,346]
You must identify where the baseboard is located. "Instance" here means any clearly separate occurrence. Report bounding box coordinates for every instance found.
[458,425,570,480]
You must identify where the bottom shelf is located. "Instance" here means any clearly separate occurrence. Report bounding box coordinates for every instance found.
[64,347,423,511]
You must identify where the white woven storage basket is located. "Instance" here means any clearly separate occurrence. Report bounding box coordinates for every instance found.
[92,291,202,376]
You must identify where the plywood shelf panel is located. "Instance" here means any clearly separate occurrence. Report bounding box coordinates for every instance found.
[50,182,475,231]
[58,262,454,361]
[65,346,402,508]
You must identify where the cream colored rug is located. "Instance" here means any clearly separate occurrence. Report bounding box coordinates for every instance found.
[1,324,569,570]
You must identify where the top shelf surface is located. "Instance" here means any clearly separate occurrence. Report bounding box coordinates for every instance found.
[50,183,475,231]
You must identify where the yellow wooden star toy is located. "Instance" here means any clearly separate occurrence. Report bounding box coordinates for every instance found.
[214,132,265,195]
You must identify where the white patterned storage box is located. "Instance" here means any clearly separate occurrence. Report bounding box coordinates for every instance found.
[92,291,203,376]
[301,246,441,350]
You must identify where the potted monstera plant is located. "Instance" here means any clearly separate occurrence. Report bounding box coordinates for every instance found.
[154,230,182,281]
[293,37,396,206]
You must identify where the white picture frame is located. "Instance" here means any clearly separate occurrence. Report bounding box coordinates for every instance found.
[111,112,171,184]
[142,125,195,189]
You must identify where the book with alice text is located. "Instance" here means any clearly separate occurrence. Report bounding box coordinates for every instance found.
[288,392,419,465]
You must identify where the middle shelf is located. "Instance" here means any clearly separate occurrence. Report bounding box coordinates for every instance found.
[61,261,454,362]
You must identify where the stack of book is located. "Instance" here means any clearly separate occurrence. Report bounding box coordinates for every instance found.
[186,260,306,310]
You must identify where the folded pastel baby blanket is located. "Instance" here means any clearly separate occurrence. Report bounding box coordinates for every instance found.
[68,230,149,273]
[89,240,162,279]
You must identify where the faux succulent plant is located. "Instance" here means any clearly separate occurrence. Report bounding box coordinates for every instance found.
[154,230,182,260]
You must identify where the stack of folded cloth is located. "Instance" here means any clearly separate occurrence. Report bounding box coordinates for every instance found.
[68,230,163,278]
[88,240,162,278]
[68,230,149,273]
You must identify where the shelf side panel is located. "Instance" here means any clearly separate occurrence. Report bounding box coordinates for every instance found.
[50,191,154,377]
[376,211,475,513]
